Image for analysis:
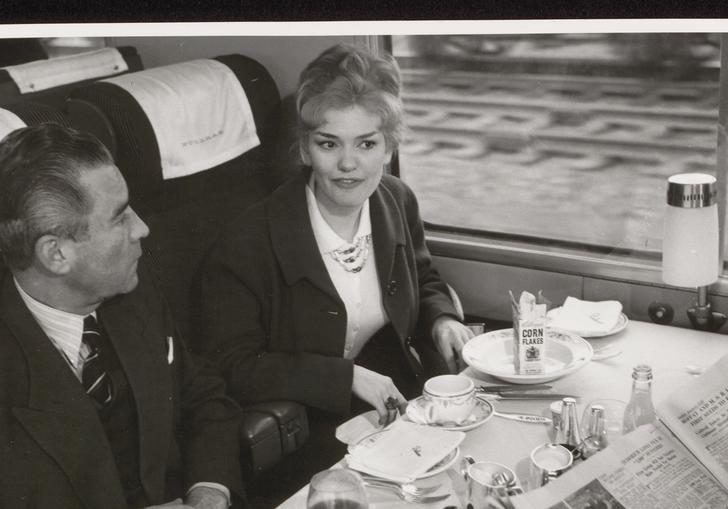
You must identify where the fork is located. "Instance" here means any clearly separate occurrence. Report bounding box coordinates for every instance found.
[361,480,448,503]
[591,344,623,361]
[357,471,439,491]
[359,475,440,496]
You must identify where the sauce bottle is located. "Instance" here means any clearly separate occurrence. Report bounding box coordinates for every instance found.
[622,364,656,434]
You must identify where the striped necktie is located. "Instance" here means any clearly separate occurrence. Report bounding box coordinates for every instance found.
[82,315,113,409]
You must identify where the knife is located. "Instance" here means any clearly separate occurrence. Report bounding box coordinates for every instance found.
[477,384,552,393]
[479,393,578,400]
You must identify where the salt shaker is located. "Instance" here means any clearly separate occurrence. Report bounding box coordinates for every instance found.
[556,397,583,459]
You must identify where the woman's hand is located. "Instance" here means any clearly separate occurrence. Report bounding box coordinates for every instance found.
[352,365,406,425]
[431,316,475,373]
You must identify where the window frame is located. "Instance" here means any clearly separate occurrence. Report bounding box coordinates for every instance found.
[383,33,728,298]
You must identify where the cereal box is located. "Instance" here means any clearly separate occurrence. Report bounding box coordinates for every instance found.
[510,290,548,375]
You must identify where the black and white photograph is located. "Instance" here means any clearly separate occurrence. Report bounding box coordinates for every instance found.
[2,15,728,509]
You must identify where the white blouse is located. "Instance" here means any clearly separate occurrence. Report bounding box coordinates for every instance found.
[305,178,389,359]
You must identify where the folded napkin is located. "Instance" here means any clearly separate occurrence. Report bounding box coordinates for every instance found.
[549,296,622,335]
[345,419,464,483]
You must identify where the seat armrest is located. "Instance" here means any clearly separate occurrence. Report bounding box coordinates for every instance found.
[238,401,309,477]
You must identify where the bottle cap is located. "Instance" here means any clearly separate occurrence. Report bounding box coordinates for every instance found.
[666,173,717,208]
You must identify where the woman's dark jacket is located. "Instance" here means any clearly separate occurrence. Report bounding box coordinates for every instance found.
[198,171,458,416]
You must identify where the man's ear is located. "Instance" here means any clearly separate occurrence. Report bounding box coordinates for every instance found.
[35,235,73,275]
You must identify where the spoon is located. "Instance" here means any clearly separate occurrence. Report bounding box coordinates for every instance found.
[591,344,623,361]
[492,409,552,424]
[475,395,553,424]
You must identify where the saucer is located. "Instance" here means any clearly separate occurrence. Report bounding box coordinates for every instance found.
[406,396,494,431]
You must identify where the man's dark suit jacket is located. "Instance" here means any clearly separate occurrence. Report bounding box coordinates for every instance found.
[199,171,458,417]
[0,266,244,509]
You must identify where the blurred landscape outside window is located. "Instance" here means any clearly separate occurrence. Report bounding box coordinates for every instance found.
[392,34,721,256]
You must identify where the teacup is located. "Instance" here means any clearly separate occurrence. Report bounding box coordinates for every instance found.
[421,374,476,425]
[461,455,521,507]
[529,443,573,488]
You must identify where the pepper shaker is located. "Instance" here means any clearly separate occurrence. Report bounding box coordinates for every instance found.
[581,404,608,458]
[556,397,583,460]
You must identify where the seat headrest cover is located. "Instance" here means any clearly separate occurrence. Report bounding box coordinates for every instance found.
[0,108,26,141]
[3,48,129,95]
[102,58,260,180]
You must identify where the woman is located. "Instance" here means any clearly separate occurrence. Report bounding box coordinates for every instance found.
[198,43,473,461]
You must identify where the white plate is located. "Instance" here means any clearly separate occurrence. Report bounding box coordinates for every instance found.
[405,396,494,431]
[416,446,459,478]
[462,328,593,384]
[347,433,460,479]
[547,307,629,338]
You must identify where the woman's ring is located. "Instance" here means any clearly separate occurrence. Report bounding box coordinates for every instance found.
[385,397,399,410]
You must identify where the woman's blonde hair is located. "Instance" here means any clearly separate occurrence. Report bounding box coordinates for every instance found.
[295,44,405,159]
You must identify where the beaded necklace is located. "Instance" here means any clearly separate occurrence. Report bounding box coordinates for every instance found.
[330,234,372,273]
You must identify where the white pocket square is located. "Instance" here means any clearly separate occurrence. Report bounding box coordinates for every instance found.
[166,336,174,364]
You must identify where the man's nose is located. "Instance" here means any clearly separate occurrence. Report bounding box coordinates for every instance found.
[130,208,150,240]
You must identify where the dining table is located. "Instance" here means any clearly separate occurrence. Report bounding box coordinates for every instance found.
[275,319,728,509]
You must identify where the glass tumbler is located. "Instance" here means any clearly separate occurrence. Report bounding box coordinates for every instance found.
[580,399,627,447]
[306,469,369,509]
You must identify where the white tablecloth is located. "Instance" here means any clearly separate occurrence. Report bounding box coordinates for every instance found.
[276,320,728,509]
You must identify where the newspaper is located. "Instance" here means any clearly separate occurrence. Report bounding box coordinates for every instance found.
[657,353,728,484]
[510,353,728,509]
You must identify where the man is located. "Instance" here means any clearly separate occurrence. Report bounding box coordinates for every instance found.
[0,124,244,509]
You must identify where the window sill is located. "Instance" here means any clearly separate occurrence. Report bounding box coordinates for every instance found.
[426,229,728,298]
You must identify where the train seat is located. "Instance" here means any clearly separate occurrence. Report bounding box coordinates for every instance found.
[66,54,309,479]
[0,46,143,110]
[0,101,72,137]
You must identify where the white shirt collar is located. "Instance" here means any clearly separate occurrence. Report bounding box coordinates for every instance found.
[305,173,371,255]
[14,278,92,370]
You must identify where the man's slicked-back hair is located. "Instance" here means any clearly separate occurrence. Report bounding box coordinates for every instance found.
[0,123,113,270]
[295,44,405,159]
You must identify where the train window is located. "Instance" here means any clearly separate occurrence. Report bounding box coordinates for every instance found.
[391,33,723,281]
[40,37,107,57]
